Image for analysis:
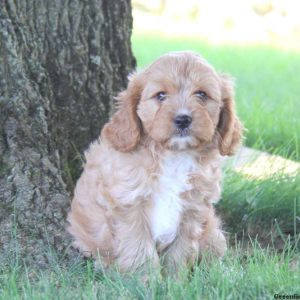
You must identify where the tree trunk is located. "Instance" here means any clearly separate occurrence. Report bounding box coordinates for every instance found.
[0,0,135,267]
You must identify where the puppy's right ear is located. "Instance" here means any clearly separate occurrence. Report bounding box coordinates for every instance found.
[102,73,143,152]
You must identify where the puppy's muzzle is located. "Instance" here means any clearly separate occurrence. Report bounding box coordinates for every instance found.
[174,114,192,130]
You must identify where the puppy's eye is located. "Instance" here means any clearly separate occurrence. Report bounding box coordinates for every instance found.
[195,91,207,101]
[156,91,167,102]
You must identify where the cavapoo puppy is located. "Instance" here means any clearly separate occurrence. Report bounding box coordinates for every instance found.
[67,51,243,272]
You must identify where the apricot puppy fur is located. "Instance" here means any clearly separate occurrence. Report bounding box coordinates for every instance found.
[67,51,243,272]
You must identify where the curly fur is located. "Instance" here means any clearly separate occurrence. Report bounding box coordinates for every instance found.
[67,51,243,272]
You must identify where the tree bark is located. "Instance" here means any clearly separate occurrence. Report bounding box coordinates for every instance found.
[0,0,135,267]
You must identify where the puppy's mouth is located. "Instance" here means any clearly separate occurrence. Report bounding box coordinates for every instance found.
[175,127,190,137]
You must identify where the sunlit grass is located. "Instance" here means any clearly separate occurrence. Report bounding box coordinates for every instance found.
[132,33,300,160]
[227,147,300,179]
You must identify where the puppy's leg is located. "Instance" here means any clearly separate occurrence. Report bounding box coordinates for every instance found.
[160,215,202,273]
[162,211,226,272]
[113,202,159,272]
[67,171,115,267]
[198,214,227,258]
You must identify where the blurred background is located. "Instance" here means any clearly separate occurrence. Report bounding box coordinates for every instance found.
[131,0,300,244]
[132,0,300,48]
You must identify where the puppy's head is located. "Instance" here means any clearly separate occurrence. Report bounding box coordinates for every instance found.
[102,51,243,155]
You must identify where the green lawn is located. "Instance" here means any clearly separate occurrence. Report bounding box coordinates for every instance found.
[1,240,299,300]
[132,33,300,161]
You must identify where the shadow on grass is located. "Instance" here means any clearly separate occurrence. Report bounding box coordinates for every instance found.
[218,168,300,250]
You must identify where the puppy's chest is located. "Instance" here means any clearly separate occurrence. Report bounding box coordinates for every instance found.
[150,153,198,244]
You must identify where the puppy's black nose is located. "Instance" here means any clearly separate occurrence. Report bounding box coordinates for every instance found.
[174,114,192,129]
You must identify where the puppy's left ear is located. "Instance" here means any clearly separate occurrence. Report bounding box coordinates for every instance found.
[217,75,243,156]
[102,73,143,152]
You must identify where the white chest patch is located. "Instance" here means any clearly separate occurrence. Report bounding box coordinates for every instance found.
[151,152,198,244]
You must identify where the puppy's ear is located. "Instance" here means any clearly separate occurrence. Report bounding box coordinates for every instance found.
[102,73,143,152]
[217,75,243,156]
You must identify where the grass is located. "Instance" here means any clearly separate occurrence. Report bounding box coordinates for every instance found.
[131,33,300,160]
[1,240,299,300]
[218,169,300,248]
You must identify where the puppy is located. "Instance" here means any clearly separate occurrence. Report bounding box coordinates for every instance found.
[67,51,243,272]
